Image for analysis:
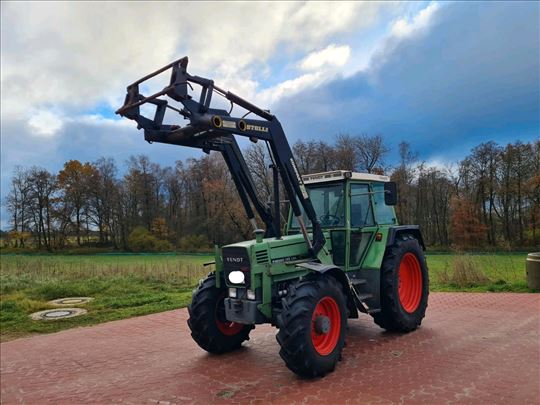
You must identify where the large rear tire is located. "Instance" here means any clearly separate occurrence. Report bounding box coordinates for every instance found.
[276,275,347,378]
[187,273,253,353]
[372,235,429,332]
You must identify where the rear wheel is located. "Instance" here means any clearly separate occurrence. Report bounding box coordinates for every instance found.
[276,276,347,378]
[372,236,429,332]
[188,273,253,353]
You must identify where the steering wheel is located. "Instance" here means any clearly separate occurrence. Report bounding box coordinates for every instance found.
[319,213,341,226]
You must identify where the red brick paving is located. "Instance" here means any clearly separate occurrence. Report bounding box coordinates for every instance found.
[1,293,539,405]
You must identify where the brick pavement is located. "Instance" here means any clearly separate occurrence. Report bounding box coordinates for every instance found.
[1,292,539,405]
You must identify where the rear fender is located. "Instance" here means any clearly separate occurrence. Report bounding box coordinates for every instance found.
[387,225,426,250]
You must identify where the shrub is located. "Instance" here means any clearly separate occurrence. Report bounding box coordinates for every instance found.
[437,254,489,287]
[128,227,173,253]
[178,235,211,252]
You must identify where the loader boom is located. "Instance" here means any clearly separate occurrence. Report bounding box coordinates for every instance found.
[116,56,325,256]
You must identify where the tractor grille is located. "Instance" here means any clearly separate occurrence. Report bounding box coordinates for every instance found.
[222,246,250,287]
[255,250,269,264]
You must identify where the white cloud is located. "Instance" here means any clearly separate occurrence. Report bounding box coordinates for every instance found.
[25,109,133,138]
[258,72,323,106]
[390,3,440,39]
[299,44,351,71]
[27,110,64,137]
[76,114,135,129]
[0,2,396,123]
[421,158,460,178]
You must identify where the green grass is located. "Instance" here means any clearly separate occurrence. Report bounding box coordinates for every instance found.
[426,252,530,292]
[0,252,533,341]
[0,254,213,341]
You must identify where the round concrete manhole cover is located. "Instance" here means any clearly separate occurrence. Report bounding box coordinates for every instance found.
[30,308,87,321]
[48,297,93,306]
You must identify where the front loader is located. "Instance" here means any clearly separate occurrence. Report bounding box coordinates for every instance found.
[116,57,429,378]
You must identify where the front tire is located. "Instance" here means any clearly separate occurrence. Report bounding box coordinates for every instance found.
[276,275,347,378]
[372,236,429,332]
[187,273,253,354]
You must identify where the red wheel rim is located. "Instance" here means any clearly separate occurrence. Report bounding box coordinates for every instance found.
[215,293,244,336]
[311,296,341,355]
[398,253,423,313]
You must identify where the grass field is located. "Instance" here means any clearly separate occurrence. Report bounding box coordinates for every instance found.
[426,252,529,292]
[0,252,532,341]
[0,254,213,341]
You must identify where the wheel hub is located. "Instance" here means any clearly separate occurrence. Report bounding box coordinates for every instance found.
[313,315,331,334]
[311,296,341,355]
[398,252,423,313]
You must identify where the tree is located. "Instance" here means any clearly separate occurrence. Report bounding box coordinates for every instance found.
[89,157,119,245]
[450,195,487,249]
[245,143,272,201]
[334,134,357,170]
[463,142,501,245]
[391,142,418,225]
[355,133,390,173]
[124,155,165,231]
[27,167,57,250]
[57,160,97,246]
[5,167,32,246]
[3,138,538,251]
[293,140,336,174]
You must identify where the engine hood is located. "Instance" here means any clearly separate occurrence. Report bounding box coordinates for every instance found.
[222,233,307,251]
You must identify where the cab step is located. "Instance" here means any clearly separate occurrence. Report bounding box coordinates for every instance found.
[355,293,373,301]
[350,278,367,286]
[347,276,378,314]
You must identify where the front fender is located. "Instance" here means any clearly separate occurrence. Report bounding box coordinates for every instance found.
[296,262,359,319]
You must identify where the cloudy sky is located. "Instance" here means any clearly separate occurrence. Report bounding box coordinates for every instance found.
[1,1,539,227]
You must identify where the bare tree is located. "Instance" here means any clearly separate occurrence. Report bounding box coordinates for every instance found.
[334,134,357,171]
[355,133,390,173]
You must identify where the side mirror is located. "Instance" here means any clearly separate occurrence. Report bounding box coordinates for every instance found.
[384,182,397,205]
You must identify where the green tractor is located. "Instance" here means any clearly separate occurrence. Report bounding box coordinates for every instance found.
[117,57,429,378]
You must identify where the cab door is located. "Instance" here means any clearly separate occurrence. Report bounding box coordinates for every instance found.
[347,183,378,270]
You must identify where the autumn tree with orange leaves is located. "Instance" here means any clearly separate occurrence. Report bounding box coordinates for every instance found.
[450,196,487,249]
[57,160,98,246]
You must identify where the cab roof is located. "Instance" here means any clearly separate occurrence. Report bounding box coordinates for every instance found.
[302,170,390,184]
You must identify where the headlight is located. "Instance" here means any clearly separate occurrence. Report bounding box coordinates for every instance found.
[247,289,256,300]
[228,270,245,284]
[228,287,237,298]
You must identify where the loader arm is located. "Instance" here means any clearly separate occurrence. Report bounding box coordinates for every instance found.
[115,56,325,256]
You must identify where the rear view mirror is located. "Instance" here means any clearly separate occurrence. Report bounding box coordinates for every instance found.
[384,182,397,205]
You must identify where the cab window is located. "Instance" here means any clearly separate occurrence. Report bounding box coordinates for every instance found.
[372,183,397,225]
[350,184,374,227]
[290,183,345,228]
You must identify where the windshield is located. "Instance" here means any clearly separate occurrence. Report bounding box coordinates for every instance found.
[291,183,345,228]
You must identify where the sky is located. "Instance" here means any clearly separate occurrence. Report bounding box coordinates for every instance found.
[1,1,539,229]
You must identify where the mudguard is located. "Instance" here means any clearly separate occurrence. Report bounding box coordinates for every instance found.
[296,262,360,319]
[387,225,426,250]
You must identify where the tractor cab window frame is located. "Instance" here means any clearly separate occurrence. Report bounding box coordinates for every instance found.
[290,182,345,229]
[350,183,375,228]
[348,182,377,269]
[372,182,397,225]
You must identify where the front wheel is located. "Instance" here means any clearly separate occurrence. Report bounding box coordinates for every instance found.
[276,276,347,378]
[372,236,429,332]
[187,273,253,353]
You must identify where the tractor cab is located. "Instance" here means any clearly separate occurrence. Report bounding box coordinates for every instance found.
[286,170,398,271]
